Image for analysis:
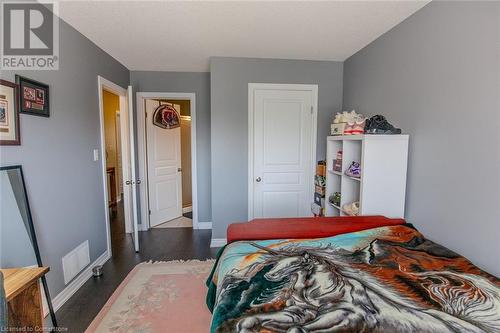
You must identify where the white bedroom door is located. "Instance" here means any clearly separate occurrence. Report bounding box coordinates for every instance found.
[249,84,317,219]
[146,100,183,227]
[122,85,139,252]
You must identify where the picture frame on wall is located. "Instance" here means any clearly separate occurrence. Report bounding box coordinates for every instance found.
[16,75,50,117]
[0,79,20,145]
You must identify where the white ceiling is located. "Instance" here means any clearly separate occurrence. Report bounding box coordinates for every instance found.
[58,1,429,72]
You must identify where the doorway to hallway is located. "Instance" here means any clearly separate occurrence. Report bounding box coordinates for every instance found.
[146,98,193,228]
[136,92,200,230]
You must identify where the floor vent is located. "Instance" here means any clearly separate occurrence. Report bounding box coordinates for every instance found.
[62,240,90,284]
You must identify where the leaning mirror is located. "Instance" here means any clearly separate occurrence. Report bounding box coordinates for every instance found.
[0,165,58,329]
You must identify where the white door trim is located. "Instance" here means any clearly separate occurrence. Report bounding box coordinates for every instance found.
[247,83,318,220]
[136,92,200,229]
[97,76,128,257]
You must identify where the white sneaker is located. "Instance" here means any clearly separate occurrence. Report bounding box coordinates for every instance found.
[334,110,365,126]
[333,113,342,124]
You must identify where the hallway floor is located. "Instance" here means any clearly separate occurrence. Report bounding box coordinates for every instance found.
[56,203,217,332]
[153,216,193,228]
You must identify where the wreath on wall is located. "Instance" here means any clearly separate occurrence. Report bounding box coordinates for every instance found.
[152,104,180,129]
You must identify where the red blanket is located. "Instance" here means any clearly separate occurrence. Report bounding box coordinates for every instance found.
[227,215,405,243]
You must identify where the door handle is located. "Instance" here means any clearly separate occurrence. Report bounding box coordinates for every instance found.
[125,180,131,185]
[178,168,182,172]
[256,177,262,182]
[136,180,141,185]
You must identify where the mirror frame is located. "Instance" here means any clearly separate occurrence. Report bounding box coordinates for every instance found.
[0,165,58,328]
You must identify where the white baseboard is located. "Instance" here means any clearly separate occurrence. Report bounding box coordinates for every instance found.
[51,250,111,313]
[210,238,227,248]
[182,206,193,213]
[197,221,212,229]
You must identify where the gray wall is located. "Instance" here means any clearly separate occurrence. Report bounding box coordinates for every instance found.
[210,57,343,238]
[130,71,212,222]
[0,19,129,296]
[343,1,500,276]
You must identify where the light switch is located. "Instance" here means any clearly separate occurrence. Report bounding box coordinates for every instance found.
[93,149,99,161]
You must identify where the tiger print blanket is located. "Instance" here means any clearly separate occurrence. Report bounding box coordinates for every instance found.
[206,225,500,333]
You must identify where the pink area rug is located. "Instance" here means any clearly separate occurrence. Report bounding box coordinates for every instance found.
[86,260,215,333]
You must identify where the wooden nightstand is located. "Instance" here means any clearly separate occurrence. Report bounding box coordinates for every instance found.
[1,267,49,330]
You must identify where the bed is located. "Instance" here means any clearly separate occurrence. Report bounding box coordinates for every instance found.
[206,216,500,333]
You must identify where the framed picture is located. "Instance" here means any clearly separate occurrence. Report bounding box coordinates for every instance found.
[16,75,50,117]
[0,79,20,145]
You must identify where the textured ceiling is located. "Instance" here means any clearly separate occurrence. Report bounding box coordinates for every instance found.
[58,1,429,71]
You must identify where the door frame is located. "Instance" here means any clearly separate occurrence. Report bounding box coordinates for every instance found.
[97,76,129,257]
[247,83,318,220]
[136,92,200,229]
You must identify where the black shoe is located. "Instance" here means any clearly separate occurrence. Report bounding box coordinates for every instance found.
[364,115,402,134]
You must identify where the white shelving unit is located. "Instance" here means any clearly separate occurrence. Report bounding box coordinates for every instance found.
[325,134,409,218]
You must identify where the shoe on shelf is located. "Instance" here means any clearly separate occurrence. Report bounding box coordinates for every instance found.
[345,162,361,178]
[333,110,364,124]
[333,111,350,124]
[333,160,342,172]
[333,110,366,135]
[342,201,360,216]
[333,151,343,172]
[345,111,366,135]
[364,115,402,134]
[344,122,354,135]
[351,118,366,135]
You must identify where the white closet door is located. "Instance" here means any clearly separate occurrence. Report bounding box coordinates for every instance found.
[251,85,316,219]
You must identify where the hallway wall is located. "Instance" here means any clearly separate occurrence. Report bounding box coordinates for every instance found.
[164,100,193,208]
[180,116,193,208]
[103,90,121,198]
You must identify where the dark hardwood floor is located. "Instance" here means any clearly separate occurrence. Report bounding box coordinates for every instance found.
[56,202,217,332]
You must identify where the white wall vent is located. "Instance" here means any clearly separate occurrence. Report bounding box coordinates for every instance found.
[62,240,90,284]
